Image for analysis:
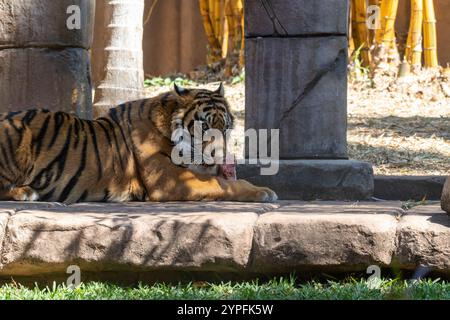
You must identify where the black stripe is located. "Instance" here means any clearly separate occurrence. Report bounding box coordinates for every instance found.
[77,190,89,203]
[87,121,103,180]
[0,144,14,176]
[53,125,73,180]
[109,108,131,152]
[7,118,23,134]
[127,102,133,126]
[33,115,51,157]
[139,100,146,119]
[40,188,55,201]
[25,163,34,177]
[118,104,127,120]
[160,93,171,105]
[194,92,212,99]
[22,110,37,125]
[58,135,88,203]
[5,129,19,170]
[73,118,81,149]
[31,125,73,188]
[6,111,22,119]
[48,112,65,149]
[102,189,110,202]
[97,118,124,170]
[96,120,113,147]
[30,169,54,191]
[0,170,14,184]
[181,105,199,125]
[7,118,25,147]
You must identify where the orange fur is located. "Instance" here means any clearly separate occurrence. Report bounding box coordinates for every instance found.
[0,86,277,204]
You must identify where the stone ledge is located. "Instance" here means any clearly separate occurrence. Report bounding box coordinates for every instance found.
[395,205,450,271]
[374,176,446,201]
[0,201,448,281]
[237,160,374,201]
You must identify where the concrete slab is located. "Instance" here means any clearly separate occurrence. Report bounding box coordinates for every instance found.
[441,177,450,213]
[251,202,402,272]
[396,204,450,272]
[0,210,12,268]
[0,201,448,281]
[0,202,272,276]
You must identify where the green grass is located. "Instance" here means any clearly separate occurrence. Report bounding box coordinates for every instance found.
[0,277,449,300]
[144,76,196,88]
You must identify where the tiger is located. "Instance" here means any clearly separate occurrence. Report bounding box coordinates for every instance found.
[0,83,278,204]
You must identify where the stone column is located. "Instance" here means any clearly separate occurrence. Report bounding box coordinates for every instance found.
[239,0,374,200]
[0,0,95,119]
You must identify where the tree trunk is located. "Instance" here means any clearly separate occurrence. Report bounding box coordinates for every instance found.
[0,0,95,118]
[93,0,145,117]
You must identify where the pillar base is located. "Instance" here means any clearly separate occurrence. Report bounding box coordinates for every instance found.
[237,160,374,201]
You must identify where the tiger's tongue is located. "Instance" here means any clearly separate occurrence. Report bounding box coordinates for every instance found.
[218,154,236,180]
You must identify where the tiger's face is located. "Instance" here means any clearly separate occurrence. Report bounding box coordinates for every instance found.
[171,83,234,172]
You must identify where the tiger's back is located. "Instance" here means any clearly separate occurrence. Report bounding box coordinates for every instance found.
[0,108,145,203]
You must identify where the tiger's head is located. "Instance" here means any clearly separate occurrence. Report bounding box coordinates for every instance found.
[171,83,235,175]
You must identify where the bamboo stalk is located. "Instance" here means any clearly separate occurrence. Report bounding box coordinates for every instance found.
[352,0,370,66]
[213,0,222,40]
[199,0,222,63]
[405,0,423,67]
[376,0,399,49]
[224,0,235,75]
[233,0,245,67]
[221,2,229,59]
[368,0,381,46]
[372,0,399,66]
[423,0,438,68]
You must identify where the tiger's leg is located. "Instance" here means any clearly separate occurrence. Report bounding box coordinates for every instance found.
[0,121,38,201]
[140,154,277,202]
[0,177,39,201]
[9,186,39,201]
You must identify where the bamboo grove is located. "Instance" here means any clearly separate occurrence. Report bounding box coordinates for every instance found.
[198,0,244,74]
[196,0,440,73]
[350,0,439,71]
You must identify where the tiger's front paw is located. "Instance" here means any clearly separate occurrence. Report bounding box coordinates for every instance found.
[254,187,278,202]
[229,180,278,202]
[10,186,39,201]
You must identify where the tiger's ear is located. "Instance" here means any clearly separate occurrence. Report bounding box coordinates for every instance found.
[215,82,225,96]
[174,83,189,96]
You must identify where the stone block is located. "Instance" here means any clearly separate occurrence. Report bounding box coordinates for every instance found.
[0,202,264,275]
[251,202,400,272]
[441,176,450,213]
[245,0,349,37]
[237,160,374,200]
[0,48,92,118]
[0,211,11,267]
[0,0,95,49]
[375,175,446,201]
[395,205,450,272]
[245,36,348,159]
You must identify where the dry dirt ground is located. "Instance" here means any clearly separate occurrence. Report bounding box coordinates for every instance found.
[145,70,450,176]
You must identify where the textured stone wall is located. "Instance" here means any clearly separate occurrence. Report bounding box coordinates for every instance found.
[245,0,349,159]
[0,0,95,118]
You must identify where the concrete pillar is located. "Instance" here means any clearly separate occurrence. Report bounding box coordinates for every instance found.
[240,0,374,200]
[0,0,95,119]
